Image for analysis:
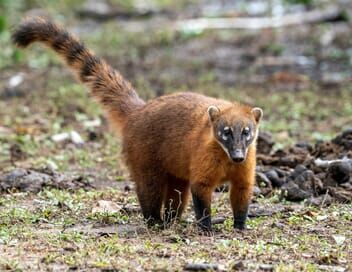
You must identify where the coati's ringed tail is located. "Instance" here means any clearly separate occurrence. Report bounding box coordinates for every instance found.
[12,17,145,131]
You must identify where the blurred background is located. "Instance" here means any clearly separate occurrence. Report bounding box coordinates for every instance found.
[0,0,351,172]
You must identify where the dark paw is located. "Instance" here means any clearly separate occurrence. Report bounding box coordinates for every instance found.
[197,222,213,236]
[234,221,246,230]
[146,217,164,229]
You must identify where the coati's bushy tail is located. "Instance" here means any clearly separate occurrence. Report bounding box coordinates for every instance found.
[12,17,145,131]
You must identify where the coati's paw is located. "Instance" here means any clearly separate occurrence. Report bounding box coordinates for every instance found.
[145,218,164,229]
[233,221,246,230]
[197,223,214,236]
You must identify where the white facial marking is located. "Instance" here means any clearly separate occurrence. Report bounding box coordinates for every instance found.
[222,135,228,141]
[244,127,251,141]
[224,126,230,131]
[218,131,222,136]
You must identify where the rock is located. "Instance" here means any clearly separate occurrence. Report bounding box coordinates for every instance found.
[271,222,285,229]
[265,169,285,187]
[68,224,146,238]
[212,217,226,225]
[70,131,84,145]
[257,131,274,154]
[290,165,307,180]
[184,263,220,271]
[9,143,27,162]
[248,203,285,217]
[328,161,351,184]
[92,200,122,214]
[332,235,345,246]
[124,184,132,191]
[259,264,274,271]
[121,204,140,214]
[328,187,352,203]
[52,132,70,142]
[51,131,85,145]
[295,141,313,152]
[253,186,262,196]
[281,165,324,201]
[3,73,27,98]
[296,170,324,194]
[231,261,245,271]
[0,168,94,193]
[88,130,103,141]
[332,127,352,149]
[256,171,272,195]
[0,168,51,193]
[306,194,333,207]
[281,180,311,201]
[83,118,101,128]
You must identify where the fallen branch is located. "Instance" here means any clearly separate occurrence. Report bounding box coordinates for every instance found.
[176,6,343,31]
[314,157,352,168]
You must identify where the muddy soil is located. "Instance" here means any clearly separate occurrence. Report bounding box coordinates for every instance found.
[256,128,352,204]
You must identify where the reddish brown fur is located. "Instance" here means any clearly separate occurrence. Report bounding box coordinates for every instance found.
[13,18,262,231]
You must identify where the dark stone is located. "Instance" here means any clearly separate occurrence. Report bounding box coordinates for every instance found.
[265,169,285,187]
[290,165,307,180]
[328,161,351,184]
[256,171,272,195]
[232,261,245,271]
[257,131,274,155]
[332,127,352,149]
[281,180,311,201]
[253,186,262,196]
[295,141,313,152]
[124,184,132,191]
[306,194,333,206]
[0,168,93,193]
[184,263,219,271]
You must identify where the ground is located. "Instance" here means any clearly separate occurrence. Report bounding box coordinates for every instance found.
[0,0,351,271]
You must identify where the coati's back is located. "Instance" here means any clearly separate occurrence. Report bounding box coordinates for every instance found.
[122,92,236,179]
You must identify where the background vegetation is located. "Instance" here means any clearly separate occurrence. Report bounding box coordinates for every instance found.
[0,0,351,271]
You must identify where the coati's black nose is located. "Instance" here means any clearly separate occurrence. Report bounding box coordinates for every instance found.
[230,150,245,163]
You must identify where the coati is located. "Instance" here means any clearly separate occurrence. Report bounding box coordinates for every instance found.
[12,17,263,232]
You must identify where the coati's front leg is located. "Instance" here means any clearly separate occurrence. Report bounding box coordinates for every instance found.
[191,182,213,232]
[230,172,255,230]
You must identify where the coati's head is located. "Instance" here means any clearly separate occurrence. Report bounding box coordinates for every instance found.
[207,104,263,163]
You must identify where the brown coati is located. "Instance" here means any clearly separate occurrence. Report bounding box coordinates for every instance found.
[12,17,263,232]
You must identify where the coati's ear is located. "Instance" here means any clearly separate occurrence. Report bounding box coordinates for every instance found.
[252,107,263,123]
[207,105,220,122]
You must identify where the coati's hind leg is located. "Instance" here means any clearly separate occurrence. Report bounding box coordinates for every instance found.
[163,176,190,225]
[133,171,168,227]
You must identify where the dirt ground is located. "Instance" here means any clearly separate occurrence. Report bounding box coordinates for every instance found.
[0,0,351,271]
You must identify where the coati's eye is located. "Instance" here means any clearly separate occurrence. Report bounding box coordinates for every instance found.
[219,126,231,141]
[223,126,231,135]
[243,127,251,140]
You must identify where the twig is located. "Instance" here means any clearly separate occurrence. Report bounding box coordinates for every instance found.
[176,6,343,32]
[314,157,352,168]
